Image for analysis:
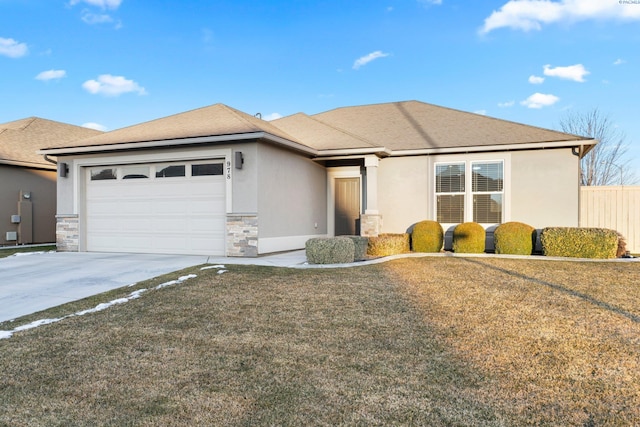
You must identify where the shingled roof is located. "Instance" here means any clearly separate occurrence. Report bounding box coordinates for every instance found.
[39,100,595,158]
[44,103,303,151]
[0,117,102,169]
[305,100,591,152]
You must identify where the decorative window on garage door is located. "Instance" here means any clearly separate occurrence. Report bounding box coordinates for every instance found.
[90,168,117,180]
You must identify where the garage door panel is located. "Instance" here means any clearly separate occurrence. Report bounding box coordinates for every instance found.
[86,162,226,255]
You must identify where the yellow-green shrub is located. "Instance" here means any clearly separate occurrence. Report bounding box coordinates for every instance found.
[452,222,486,254]
[493,222,537,255]
[540,227,618,259]
[367,233,410,257]
[411,220,444,253]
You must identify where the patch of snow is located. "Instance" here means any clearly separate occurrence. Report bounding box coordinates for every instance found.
[155,274,197,290]
[0,275,194,340]
[217,270,227,274]
[201,264,225,270]
[11,251,47,257]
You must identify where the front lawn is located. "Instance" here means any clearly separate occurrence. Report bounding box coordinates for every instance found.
[1,257,639,426]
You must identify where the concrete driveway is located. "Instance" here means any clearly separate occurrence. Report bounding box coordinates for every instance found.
[0,251,209,323]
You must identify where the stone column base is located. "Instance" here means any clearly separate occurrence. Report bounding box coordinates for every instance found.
[360,214,382,237]
[226,214,259,257]
[56,214,79,252]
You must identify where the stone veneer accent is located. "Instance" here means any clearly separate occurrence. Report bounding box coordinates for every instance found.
[226,214,259,257]
[56,214,79,252]
[360,214,382,237]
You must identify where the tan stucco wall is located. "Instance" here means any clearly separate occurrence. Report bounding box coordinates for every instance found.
[256,143,327,239]
[377,156,430,233]
[511,148,579,228]
[376,148,579,234]
[231,143,258,213]
[0,164,57,245]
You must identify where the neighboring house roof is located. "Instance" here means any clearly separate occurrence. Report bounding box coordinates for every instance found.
[0,117,102,169]
[39,100,596,158]
[41,103,311,155]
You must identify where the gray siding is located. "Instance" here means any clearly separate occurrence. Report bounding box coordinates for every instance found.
[0,165,57,245]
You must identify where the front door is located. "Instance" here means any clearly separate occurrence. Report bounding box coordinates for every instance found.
[334,177,360,236]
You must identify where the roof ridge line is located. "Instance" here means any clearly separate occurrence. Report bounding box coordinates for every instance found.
[301,113,381,149]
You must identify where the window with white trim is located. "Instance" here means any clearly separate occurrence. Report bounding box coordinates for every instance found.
[435,160,504,225]
[435,163,465,223]
[472,161,503,224]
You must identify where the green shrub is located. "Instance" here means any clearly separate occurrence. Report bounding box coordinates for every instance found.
[452,222,486,254]
[411,220,444,253]
[493,222,537,255]
[540,227,618,259]
[305,237,355,264]
[344,236,369,261]
[367,233,410,257]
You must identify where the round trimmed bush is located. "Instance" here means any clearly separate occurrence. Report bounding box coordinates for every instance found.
[493,222,536,255]
[452,222,486,253]
[411,220,444,253]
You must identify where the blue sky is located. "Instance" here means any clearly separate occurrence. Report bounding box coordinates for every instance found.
[1,0,639,174]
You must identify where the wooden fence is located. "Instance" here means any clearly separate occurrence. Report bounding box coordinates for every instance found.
[580,186,640,254]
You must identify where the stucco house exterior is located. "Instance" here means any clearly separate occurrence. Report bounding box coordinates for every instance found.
[39,101,596,256]
[0,117,100,246]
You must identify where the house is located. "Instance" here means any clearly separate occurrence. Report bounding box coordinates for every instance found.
[38,101,596,256]
[0,117,101,246]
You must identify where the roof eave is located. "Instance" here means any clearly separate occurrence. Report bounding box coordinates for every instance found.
[386,139,597,156]
[39,132,317,157]
[0,158,56,170]
[314,147,392,159]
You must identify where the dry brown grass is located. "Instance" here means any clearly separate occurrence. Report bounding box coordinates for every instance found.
[0,257,639,426]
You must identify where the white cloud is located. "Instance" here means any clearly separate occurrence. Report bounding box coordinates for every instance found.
[528,75,545,84]
[498,100,515,107]
[520,92,560,109]
[69,0,122,9]
[81,11,113,24]
[82,74,147,97]
[543,63,589,82]
[35,69,66,81]
[613,58,626,65]
[474,110,488,115]
[418,0,442,5]
[82,122,108,131]
[353,51,390,70]
[480,0,640,34]
[0,37,28,58]
[263,113,283,121]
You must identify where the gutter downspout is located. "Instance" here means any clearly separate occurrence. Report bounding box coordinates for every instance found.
[572,145,583,226]
[44,154,57,165]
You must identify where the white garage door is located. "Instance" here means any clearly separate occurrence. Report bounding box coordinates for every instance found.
[86,160,226,255]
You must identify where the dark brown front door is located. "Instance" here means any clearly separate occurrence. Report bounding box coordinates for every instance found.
[334,177,360,236]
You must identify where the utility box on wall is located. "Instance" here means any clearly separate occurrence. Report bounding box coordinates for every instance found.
[6,231,17,241]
